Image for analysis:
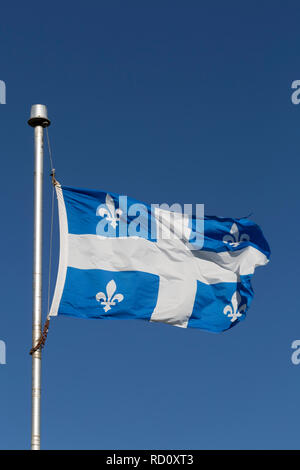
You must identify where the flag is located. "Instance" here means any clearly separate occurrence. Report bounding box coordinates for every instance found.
[49,183,270,332]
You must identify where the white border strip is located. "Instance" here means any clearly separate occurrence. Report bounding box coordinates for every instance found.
[49,183,69,317]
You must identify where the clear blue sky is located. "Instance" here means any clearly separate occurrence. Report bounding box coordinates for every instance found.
[0,1,299,450]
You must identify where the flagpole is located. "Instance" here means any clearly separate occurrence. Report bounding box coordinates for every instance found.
[28,105,51,450]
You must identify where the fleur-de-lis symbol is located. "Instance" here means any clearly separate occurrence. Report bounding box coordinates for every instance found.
[97,194,123,229]
[223,223,250,247]
[223,291,246,322]
[96,280,124,312]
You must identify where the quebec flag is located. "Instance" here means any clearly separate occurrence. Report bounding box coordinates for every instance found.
[49,183,270,333]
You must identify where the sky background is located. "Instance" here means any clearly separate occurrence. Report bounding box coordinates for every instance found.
[0,0,299,450]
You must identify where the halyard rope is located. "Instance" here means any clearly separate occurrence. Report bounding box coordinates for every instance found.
[29,319,50,355]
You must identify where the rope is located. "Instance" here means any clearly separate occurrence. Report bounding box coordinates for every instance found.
[46,126,58,187]
[29,319,50,355]
[46,127,54,170]
[51,169,58,186]
[46,129,56,319]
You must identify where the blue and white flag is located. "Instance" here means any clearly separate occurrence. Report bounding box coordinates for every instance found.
[49,184,270,333]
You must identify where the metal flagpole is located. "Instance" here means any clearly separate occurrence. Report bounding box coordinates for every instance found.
[28,105,51,450]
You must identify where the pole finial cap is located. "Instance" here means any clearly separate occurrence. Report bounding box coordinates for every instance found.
[28,104,51,127]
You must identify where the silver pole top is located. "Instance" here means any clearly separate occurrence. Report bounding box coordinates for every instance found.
[28,104,51,127]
